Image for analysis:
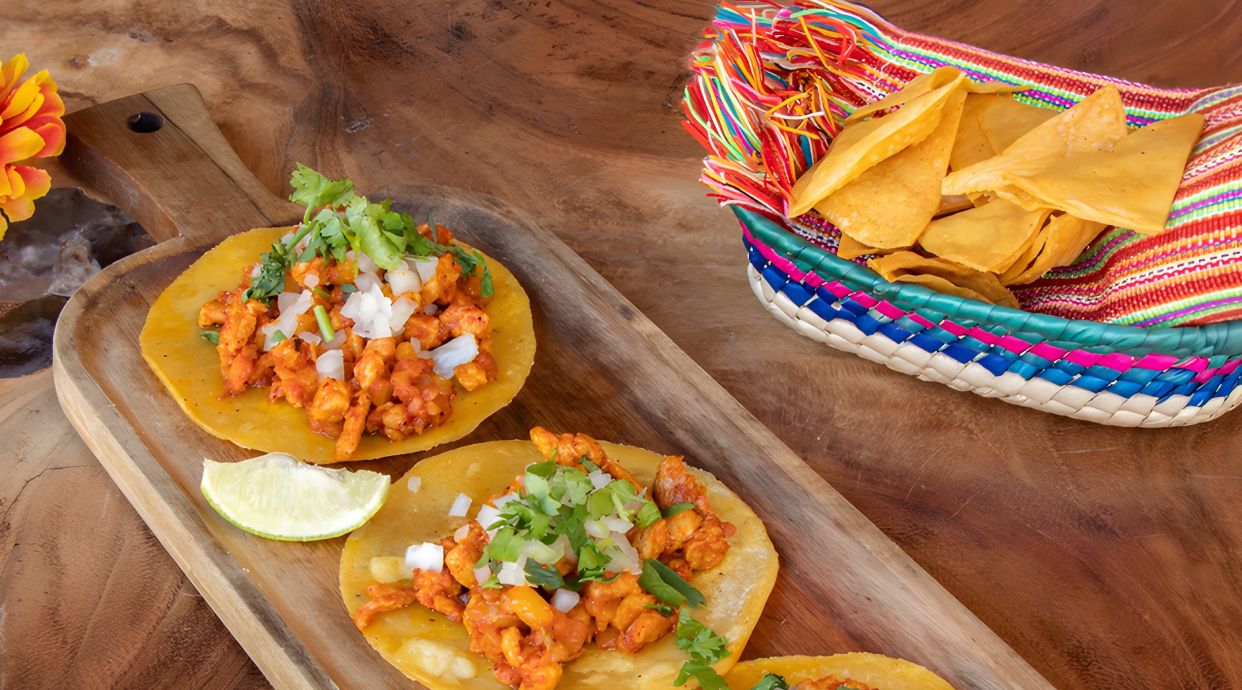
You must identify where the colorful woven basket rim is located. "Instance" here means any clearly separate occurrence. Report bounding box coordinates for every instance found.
[739,206,1242,358]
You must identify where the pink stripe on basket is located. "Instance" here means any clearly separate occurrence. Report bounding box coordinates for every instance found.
[997,335,1031,354]
[1220,360,1242,376]
[908,313,936,329]
[1194,368,1219,383]
[1180,357,1210,373]
[1065,350,1101,368]
[1029,342,1067,360]
[823,281,853,299]
[939,320,968,337]
[1136,353,1180,370]
[1098,353,1135,372]
[850,291,878,309]
[874,300,905,320]
[967,327,1001,346]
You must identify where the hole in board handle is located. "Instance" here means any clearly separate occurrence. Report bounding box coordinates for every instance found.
[127,112,164,133]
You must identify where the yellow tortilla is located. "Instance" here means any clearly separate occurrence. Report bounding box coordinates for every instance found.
[941,86,1128,197]
[1000,214,1106,285]
[977,97,1057,153]
[340,440,780,689]
[869,251,1018,308]
[847,68,1022,123]
[724,654,956,690]
[917,200,1052,273]
[140,227,536,464]
[1000,112,1204,234]
[789,72,967,216]
[948,95,998,171]
[815,88,966,248]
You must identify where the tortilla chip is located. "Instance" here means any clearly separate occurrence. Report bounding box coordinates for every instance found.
[937,195,975,216]
[941,86,1129,197]
[140,227,537,464]
[789,72,967,216]
[341,440,780,690]
[869,251,1018,307]
[1000,112,1204,234]
[917,199,1052,272]
[845,67,963,123]
[949,95,999,171]
[978,97,1057,153]
[724,654,955,690]
[1001,214,1106,285]
[835,232,878,260]
[814,88,966,248]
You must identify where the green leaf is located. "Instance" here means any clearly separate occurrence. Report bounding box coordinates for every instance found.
[663,502,695,517]
[640,560,688,607]
[243,243,291,302]
[345,197,404,271]
[750,673,790,690]
[649,560,705,607]
[289,164,355,221]
[199,330,220,345]
[481,527,523,563]
[523,560,564,590]
[340,284,358,294]
[474,250,495,298]
[674,608,731,689]
[635,500,662,528]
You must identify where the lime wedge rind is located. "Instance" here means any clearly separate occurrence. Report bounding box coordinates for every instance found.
[201,454,390,542]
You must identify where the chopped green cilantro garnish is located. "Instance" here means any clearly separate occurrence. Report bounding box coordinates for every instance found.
[199,330,220,345]
[674,609,730,689]
[639,559,705,608]
[663,502,695,517]
[270,330,288,345]
[644,602,675,616]
[523,561,565,590]
[750,673,790,690]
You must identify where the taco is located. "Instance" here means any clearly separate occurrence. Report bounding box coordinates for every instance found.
[140,166,535,462]
[725,653,955,690]
[341,427,779,689]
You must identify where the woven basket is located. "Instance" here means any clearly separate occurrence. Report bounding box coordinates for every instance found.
[684,1,1242,426]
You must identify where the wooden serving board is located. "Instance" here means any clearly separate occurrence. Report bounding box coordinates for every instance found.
[52,84,1052,690]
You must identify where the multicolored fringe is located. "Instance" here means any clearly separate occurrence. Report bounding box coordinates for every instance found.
[684,0,1242,327]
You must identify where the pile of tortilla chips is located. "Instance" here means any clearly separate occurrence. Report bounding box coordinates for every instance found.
[788,67,1204,309]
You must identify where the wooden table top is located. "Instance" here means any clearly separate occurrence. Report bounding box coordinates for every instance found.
[2,1,1241,688]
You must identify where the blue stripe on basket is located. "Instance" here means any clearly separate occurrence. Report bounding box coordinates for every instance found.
[745,238,1241,405]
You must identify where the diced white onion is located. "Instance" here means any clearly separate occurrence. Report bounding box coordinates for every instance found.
[427,334,479,379]
[476,504,502,534]
[407,476,422,493]
[250,263,261,278]
[355,271,381,294]
[497,560,528,587]
[263,290,314,350]
[448,492,472,517]
[454,523,472,542]
[605,534,642,575]
[405,542,444,573]
[303,272,320,288]
[588,471,612,490]
[524,539,564,565]
[324,328,346,350]
[389,296,417,334]
[386,264,422,295]
[493,493,519,508]
[340,282,393,339]
[423,303,439,316]
[584,519,610,540]
[602,516,633,534]
[412,256,438,282]
[297,331,322,346]
[551,589,580,613]
[348,249,379,273]
[473,565,492,585]
[315,349,345,381]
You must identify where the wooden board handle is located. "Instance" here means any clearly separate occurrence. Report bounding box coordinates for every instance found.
[61,83,299,245]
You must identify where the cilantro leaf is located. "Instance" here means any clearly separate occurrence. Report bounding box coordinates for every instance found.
[200,330,220,345]
[344,197,404,271]
[524,561,564,590]
[750,673,789,690]
[243,242,291,302]
[289,163,354,221]
[635,500,662,528]
[640,559,704,608]
[674,609,730,689]
[663,502,695,517]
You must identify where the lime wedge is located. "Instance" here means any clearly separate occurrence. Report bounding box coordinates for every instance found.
[201,453,390,541]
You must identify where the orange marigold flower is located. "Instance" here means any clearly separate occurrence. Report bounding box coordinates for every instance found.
[0,53,65,240]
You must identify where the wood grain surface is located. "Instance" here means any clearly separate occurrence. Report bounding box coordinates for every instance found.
[51,83,1049,689]
[1,1,1241,688]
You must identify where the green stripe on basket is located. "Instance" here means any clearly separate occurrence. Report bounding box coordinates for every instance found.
[738,207,1242,358]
